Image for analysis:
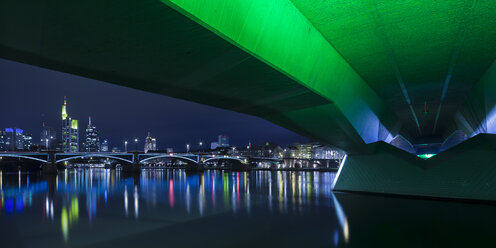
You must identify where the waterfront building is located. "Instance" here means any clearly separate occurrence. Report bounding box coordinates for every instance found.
[40,122,57,150]
[297,144,312,159]
[101,140,109,152]
[84,116,100,152]
[312,146,345,159]
[283,146,299,158]
[61,97,79,152]
[144,132,157,153]
[293,143,320,159]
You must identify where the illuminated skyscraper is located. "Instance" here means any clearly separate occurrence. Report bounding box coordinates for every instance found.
[2,128,31,151]
[144,132,157,153]
[101,139,109,152]
[23,133,33,150]
[84,116,100,152]
[218,135,229,147]
[40,122,57,150]
[3,128,24,151]
[61,97,79,152]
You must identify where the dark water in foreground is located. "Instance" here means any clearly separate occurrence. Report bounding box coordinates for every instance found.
[0,169,494,247]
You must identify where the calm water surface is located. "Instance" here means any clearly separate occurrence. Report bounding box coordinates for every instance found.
[0,169,494,247]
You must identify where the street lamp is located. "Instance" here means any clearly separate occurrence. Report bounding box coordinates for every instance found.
[124,141,128,152]
[134,139,138,152]
[186,144,190,153]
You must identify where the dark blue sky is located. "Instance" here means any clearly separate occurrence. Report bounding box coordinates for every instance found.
[0,58,307,151]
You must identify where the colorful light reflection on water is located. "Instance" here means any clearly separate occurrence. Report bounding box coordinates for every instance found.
[0,168,495,247]
[0,169,346,247]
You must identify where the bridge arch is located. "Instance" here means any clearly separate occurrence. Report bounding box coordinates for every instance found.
[55,154,133,164]
[203,157,245,164]
[139,155,198,164]
[0,154,48,163]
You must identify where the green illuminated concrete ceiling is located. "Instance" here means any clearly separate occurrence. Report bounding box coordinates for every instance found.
[1,0,495,152]
[290,0,496,139]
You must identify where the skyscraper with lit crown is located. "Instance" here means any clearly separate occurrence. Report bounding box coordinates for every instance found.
[144,132,157,153]
[61,96,79,152]
[85,116,100,152]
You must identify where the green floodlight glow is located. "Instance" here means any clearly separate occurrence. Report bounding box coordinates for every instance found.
[161,0,397,145]
[417,154,436,160]
[71,119,78,130]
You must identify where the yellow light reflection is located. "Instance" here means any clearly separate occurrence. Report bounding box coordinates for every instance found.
[61,207,69,241]
[70,197,79,223]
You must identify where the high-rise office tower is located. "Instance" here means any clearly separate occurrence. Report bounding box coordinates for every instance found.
[23,133,33,150]
[84,116,100,152]
[218,135,229,147]
[40,122,57,150]
[4,128,24,151]
[61,97,79,152]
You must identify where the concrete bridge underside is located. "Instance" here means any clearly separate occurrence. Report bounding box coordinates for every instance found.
[1,0,496,200]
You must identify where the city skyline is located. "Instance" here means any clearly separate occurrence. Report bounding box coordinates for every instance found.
[0,58,308,151]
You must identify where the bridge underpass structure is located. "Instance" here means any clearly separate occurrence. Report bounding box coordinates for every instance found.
[1,0,496,200]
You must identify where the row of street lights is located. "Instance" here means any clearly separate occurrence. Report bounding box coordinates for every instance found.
[123,139,139,152]
[186,141,203,153]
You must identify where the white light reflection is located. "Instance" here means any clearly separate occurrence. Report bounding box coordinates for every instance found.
[124,186,129,217]
[246,178,251,215]
[45,197,50,217]
[331,193,349,244]
[199,185,204,216]
[292,173,296,212]
[50,201,54,221]
[134,186,139,219]
[268,172,273,213]
[186,184,191,214]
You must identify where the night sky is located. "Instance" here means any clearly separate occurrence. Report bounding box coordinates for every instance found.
[0,58,307,151]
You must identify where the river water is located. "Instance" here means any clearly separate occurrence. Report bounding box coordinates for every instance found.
[0,168,494,247]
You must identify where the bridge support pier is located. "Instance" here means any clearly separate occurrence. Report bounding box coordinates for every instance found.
[332,134,496,201]
[122,152,141,173]
[42,151,59,175]
[232,162,251,171]
[122,163,141,173]
[185,162,204,172]
[42,162,58,175]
